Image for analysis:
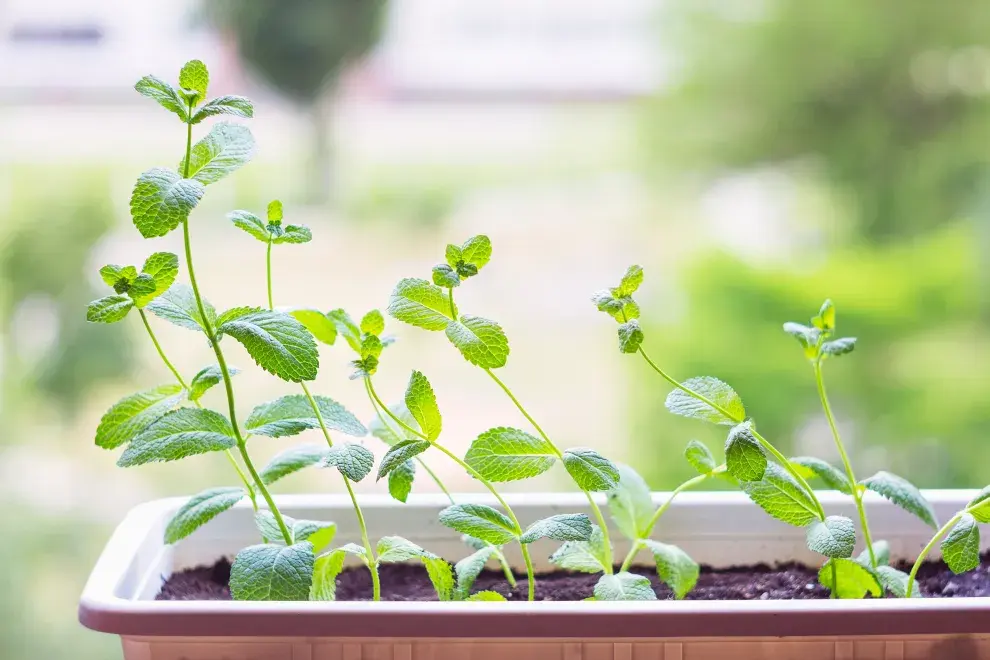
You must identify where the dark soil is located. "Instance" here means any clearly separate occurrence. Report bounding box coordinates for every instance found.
[156,553,990,601]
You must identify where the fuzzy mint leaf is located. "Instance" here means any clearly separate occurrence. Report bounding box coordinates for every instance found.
[822,337,857,357]
[165,487,245,544]
[783,322,820,359]
[684,440,717,475]
[875,566,921,598]
[360,335,383,361]
[816,299,836,332]
[134,75,188,121]
[592,290,640,323]
[191,95,254,124]
[460,235,493,271]
[741,463,820,527]
[327,309,362,352]
[563,448,620,492]
[445,315,510,369]
[665,377,745,426]
[228,210,270,242]
[388,459,416,502]
[806,516,856,558]
[377,439,431,481]
[370,402,420,446]
[549,525,609,573]
[858,540,891,567]
[321,442,374,482]
[130,168,205,238]
[819,558,882,599]
[438,504,518,546]
[259,444,326,486]
[273,225,312,245]
[607,463,655,541]
[86,295,133,323]
[388,278,457,331]
[360,310,385,336]
[643,540,699,600]
[255,512,336,552]
[404,370,442,441]
[283,309,335,346]
[432,264,460,288]
[375,536,454,600]
[179,122,255,185]
[117,408,236,467]
[724,421,766,481]
[95,384,184,449]
[594,572,656,602]
[188,365,239,401]
[310,548,347,601]
[230,542,314,601]
[454,545,499,599]
[178,59,209,104]
[860,471,938,529]
[132,252,179,307]
[465,427,557,482]
[613,265,643,297]
[217,309,319,382]
[147,284,216,332]
[942,513,980,574]
[617,319,644,354]
[790,457,852,495]
[968,486,990,523]
[245,395,365,438]
[519,514,592,544]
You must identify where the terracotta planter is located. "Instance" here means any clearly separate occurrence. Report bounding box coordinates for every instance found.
[79,491,990,659]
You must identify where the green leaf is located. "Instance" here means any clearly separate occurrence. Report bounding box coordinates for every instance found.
[230,542,314,601]
[432,264,460,288]
[860,471,938,529]
[321,442,374,482]
[387,278,456,331]
[594,572,657,601]
[360,310,385,336]
[858,540,891,567]
[423,556,455,601]
[968,486,990,523]
[461,235,492,271]
[592,290,639,323]
[643,540,699,599]
[135,252,179,304]
[404,370,442,441]
[821,337,857,357]
[146,284,216,332]
[724,421,766,482]
[178,59,209,104]
[217,309,319,382]
[375,536,453,600]
[438,504,518,546]
[267,200,283,222]
[942,513,981,574]
[273,225,312,245]
[614,265,643,297]
[388,459,416,503]
[465,427,557,482]
[370,402,420,445]
[95,384,184,449]
[245,395,365,437]
[617,319,644,354]
[819,558,882,599]
[782,322,820,358]
[875,565,921,598]
[454,545,499,599]
[665,377,745,426]
[466,591,506,602]
[188,365,237,401]
[549,525,609,573]
[191,95,254,124]
[310,548,347,601]
[228,210,270,242]
[806,516,856,558]
[684,440,716,475]
[258,444,326,486]
[338,543,371,563]
[816,299,836,332]
[563,448,620,492]
[130,167,205,238]
[86,295,133,323]
[179,122,255,185]
[445,315,510,369]
[790,457,852,495]
[118,408,236,467]
[286,309,336,346]
[255,512,336,552]
[327,309,362,352]
[377,439,431,481]
[165,487,245,544]
[741,463,820,527]
[134,75,188,120]
[607,463,655,541]
[519,514,592,544]
[445,244,463,268]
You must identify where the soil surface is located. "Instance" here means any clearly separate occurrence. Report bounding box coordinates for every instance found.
[157,553,990,601]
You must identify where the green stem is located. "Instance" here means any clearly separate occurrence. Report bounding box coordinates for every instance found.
[483,367,615,574]
[907,511,963,598]
[814,359,876,567]
[447,287,457,319]
[265,240,274,311]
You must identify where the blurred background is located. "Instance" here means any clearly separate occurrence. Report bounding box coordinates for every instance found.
[4,0,990,656]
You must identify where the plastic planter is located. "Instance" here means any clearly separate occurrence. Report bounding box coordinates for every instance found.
[80,491,990,659]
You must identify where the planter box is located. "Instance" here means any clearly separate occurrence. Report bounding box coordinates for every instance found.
[80,491,990,659]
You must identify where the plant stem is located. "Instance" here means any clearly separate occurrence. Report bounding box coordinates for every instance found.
[814,359,876,567]
[447,287,457,319]
[906,512,963,598]
[483,367,615,574]
[265,240,274,311]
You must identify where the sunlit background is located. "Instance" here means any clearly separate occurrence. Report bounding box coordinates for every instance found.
[3,0,990,656]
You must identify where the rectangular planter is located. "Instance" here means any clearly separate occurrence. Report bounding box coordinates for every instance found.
[80,490,990,659]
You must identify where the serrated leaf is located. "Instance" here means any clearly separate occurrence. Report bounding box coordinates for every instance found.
[594,572,656,601]
[360,310,385,336]
[445,244,463,268]
[258,445,326,486]
[369,402,420,446]
[741,463,819,527]
[404,370,442,441]
[942,513,980,574]
[968,486,990,523]
[549,525,609,573]
[230,542,314,601]
[438,504,518,546]
[188,365,238,401]
[388,459,416,503]
[246,395,365,438]
[178,59,209,103]
[146,283,216,332]
[783,322,820,356]
[285,309,336,346]
[310,548,347,601]
[86,295,133,323]
[790,457,852,495]
[327,309,361,352]
[806,516,856,558]
[217,309,319,382]
[817,299,836,331]
[117,408,236,467]
[165,487,245,544]
[607,463,655,541]
[339,543,371,563]
[432,264,460,288]
[665,377,745,426]
[876,565,921,598]
[684,440,716,475]
[445,315,510,369]
[461,235,492,270]
[179,122,255,185]
[255,512,336,552]
[859,540,891,567]
[423,556,455,601]
[614,265,643,297]
[724,421,766,481]
[228,210,270,242]
[592,291,639,323]
[387,278,457,331]
[377,439,431,481]
[454,545,498,599]
[519,514,592,544]
[134,252,179,305]
[563,448,619,492]
[617,319,644,354]
[321,442,374,482]
[191,95,254,124]
[375,536,453,600]
[819,557,882,599]
[273,225,312,244]
[861,471,938,529]
[95,384,184,449]
[466,590,506,602]
[822,337,857,357]
[465,427,556,482]
[134,75,188,120]
[267,200,283,222]
[643,540,699,599]
[130,167,205,238]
